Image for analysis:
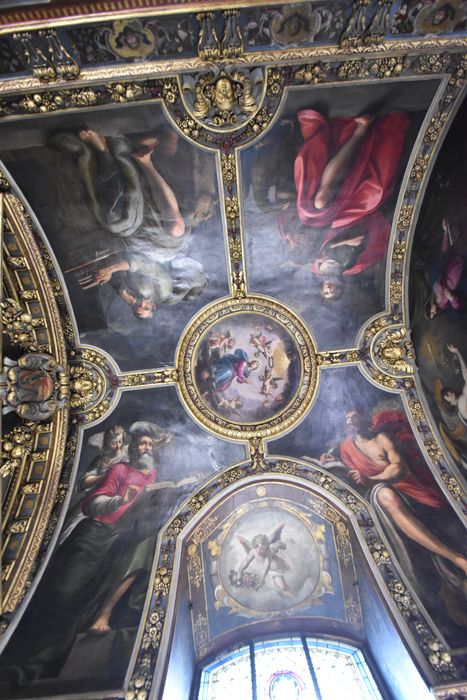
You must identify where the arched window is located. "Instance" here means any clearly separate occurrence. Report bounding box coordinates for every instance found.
[197,636,383,700]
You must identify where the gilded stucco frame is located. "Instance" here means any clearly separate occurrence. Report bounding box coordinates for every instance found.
[1,2,467,698]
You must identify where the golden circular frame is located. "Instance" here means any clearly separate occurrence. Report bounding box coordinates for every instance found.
[177,295,318,440]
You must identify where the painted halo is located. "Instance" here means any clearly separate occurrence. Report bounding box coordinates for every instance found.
[177,296,318,439]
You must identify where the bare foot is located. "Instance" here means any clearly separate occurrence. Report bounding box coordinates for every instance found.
[79,129,107,153]
[88,615,111,634]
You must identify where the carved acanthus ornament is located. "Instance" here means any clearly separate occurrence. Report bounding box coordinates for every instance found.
[1,184,70,614]
[182,68,261,128]
[371,326,416,378]
[1,352,69,421]
[14,29,80,83]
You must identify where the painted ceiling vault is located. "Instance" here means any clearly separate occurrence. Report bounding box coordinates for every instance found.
[0,1,466,699]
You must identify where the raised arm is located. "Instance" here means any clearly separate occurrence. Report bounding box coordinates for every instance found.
[133,151,185,238]
[237,551,255,578]
[368,434,408,483]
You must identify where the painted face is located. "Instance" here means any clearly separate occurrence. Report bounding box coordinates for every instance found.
[249,360,260,371]
[111,433,124,452]
[137,436,154,456]
[345,410,364,432]
[134,300,155,318]
[429,302,439,319]
[322,281,339,299]
[432,9,448,24]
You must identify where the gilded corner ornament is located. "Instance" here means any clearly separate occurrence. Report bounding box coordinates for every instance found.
[182,67,262,129]
[1,352,69,421]
[371,326,416,377]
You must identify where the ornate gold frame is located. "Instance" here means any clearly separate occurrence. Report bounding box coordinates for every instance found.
[0,1,466,696]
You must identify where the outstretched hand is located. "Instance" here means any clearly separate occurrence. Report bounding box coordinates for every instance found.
[94,267,114,285]
[447,344,459,354]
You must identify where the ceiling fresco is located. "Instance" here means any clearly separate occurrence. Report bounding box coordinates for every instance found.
[0,2,466,700]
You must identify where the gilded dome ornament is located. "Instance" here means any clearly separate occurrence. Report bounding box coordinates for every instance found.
[177,296,318,440]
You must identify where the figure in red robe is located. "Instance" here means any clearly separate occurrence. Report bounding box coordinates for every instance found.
[321,408,467,576]
[279,110,410,299]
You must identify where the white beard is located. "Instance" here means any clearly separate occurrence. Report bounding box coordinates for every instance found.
[133,451,155,470]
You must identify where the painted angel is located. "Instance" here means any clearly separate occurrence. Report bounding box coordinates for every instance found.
[236,523,294,596]
[249,332,273,361]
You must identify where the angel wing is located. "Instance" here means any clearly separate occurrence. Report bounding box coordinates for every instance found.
[238,535,252,553]
[87,431,104,449]
[269,522,285,544]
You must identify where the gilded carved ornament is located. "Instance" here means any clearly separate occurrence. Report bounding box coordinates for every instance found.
[13,30,80,83]
[371,326,416,377]
[196,10,243,61]
[1,352,69,422]
[1,298,44,352]
[182,67,261,128]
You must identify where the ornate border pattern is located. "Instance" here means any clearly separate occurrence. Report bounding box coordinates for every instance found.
[0,9,466,698]
[128,458,461,700]
[1,187,70,613]
[177,296,318,439]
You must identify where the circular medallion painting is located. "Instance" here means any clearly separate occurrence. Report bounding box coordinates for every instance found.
[177,297,318,439]
[217,505,322,614]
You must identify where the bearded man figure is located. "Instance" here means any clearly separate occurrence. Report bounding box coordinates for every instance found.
[0,422,170,689]
[322,408,467,579]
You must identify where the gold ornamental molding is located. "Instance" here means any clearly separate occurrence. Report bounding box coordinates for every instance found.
[1,183,70,613]
[138,460,460,699]
[177,295,318,440]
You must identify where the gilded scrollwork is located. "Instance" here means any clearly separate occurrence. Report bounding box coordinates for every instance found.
[340,0,373,48]
[14,29,80,83]
[317,349,360,366]
[196,12,221,61]
[187,543,204,589]
[248,437,266,470]
[1,181,71,615]
[182,68,261,128]
[371,326,416,377]
[177,297,318,440]
[0,4,466,690]
[1,352,69,421]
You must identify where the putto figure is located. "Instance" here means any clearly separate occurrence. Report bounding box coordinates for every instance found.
[235,524,294,596]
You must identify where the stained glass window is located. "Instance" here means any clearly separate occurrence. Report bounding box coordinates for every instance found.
[198,636,384,700]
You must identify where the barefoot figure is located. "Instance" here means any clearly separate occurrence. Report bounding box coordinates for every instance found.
[277,110,409,299]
